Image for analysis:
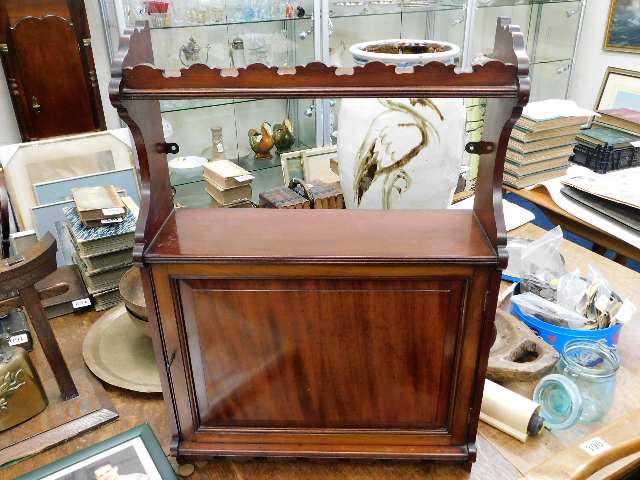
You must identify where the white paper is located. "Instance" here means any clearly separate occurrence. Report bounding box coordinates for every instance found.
[450,198,535,232]
[562,167,640,210]
[522,99,598,121]
[579,437,612,457]
[72,298,92,309]
[9,333,28,346]
[102,207,125,216]
[631,141,640,148]
[234,174,255,183]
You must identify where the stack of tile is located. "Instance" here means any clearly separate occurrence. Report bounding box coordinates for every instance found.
[203,160,254,208]
[504,110,590,189]
[64,197,137,311]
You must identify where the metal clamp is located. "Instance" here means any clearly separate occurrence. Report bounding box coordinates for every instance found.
[465,141,495,155]
[157,143,179,154]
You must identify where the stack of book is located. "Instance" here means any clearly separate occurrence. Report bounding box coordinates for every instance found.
[64,197,138,311]
[505,113,589,188]
[572,109,640,174]
[203,160,254,208]
[72,185,128,227]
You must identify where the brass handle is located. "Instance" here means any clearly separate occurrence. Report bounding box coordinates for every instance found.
[31,96,41,115]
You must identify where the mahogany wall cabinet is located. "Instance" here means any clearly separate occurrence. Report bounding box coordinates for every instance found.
[0,0,105,141]
[110,17,529,469]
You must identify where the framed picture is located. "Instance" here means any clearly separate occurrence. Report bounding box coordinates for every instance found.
[0,128,134,231]
[604,0,640,53]
[595,67,640,111]
[17,424,177,480]
[33,168,140,206]
[281,146,339,185]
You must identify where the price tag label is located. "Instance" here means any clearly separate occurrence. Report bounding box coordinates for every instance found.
[102,207,125,216]
[216,142,224,153]
[9,333,28,346]
[579,437,611,457]
[101,218,124,225]
[72,298,92,309]
[234,175,255,183]
[631,140,640,148]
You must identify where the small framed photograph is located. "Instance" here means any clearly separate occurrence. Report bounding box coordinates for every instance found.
[604,0,640,54]
[281,146,339,185]
[595,67,640,112]
[17,424,177,480]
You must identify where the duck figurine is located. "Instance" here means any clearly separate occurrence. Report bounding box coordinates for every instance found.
[248,122,275,159]
[273,118,295,153]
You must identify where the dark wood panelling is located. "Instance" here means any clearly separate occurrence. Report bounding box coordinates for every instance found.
[179,278,463,430]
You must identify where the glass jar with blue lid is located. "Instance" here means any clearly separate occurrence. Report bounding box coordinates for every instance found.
[533,339,619,430]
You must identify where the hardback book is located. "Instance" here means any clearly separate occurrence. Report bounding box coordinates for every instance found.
[508,134,577,154]
[260,187,311,209]
[72,185,127,224]
[506,144,575,165]
[76,256,131,295]
[503,166,568,189]
[92,287,122,312]
[64,204,136,258]
[576,125,640,148]
[204,181,252,206]
[561,186,640,232]
[505,156,569,176]
[76,248,134,274]
[291,181,346,209]
[203,160,254,189]
[510,124,582,143]
[515,115,589,133]
[210,198,255,208]
[595,108,640,135]
[36,265,92,319]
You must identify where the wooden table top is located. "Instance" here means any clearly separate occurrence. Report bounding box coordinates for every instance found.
[3,223,640,480]
[505,186,640,263]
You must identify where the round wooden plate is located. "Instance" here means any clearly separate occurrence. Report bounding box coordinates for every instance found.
[82,304,161,393]
[119,267,147,320]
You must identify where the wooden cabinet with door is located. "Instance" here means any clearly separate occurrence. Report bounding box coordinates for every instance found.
[0,0,105,141]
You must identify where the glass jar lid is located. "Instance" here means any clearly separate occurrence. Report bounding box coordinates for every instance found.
[562,339,619,379]
[533,373,583,430]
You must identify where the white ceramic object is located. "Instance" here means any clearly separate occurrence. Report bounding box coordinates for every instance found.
[349,39,460,67]
[338,39,465,210]
[168,155,208,184]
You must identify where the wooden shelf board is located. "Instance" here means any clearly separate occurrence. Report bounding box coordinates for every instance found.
[144,209,497,264]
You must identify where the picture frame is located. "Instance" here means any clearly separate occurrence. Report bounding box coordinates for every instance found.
[595,67,640,112]
[33,168,140,206]
[16,424,177,480]
[604,0,640,54]
[281,146,339,185]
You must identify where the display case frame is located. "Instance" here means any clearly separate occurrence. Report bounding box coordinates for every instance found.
[110,17,529,468]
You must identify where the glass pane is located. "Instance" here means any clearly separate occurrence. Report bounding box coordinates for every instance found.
[533,1,581,63]
[530,60,571,101]
[470,4,533,63]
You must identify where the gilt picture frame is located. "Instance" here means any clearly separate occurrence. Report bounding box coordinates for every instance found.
[604,0,640,54]
[595,67,640,112]
[16,424,176,480]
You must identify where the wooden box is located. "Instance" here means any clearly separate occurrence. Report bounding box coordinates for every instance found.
[110,17,529,469]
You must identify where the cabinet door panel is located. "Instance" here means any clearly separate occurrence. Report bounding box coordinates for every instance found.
[179,277,466,431]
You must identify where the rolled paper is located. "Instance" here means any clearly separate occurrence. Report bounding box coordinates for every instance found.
[480,379,543,443]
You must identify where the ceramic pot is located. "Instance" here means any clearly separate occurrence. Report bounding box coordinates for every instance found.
[349,39,460,67]
[338,40,464,210]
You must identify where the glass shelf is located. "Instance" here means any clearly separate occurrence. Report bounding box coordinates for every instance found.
[477,0,580,7]
[328,3,465,18]
[149,14,312,30]
[160,98,258,114]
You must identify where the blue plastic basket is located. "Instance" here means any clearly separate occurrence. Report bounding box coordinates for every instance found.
[511,286,623,353]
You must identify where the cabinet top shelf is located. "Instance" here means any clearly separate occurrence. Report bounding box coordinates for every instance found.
[111,19,528,100]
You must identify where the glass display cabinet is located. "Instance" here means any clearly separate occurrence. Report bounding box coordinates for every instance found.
[110,16,529,466]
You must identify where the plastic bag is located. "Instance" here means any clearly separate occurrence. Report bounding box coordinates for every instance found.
[556,269,588,312]
[512,292,591,330]
[520,226,566,301]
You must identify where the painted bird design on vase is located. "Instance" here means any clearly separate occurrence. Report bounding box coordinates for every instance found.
[353,98,443,209]
[249,122,275,159]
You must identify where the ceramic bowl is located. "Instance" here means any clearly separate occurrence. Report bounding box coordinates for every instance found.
[350,39,460,67]
[168,156,208,184]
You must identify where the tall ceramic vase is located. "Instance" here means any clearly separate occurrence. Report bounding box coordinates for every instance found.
[338,39,465,210]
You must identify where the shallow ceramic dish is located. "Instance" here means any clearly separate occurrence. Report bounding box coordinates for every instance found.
[168,155,208,184]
